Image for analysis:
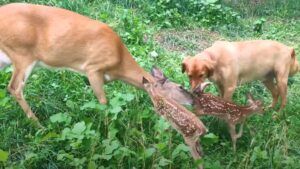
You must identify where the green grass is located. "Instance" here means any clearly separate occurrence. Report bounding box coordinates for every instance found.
[0,0,300,168]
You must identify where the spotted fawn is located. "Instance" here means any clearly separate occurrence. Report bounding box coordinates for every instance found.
[143,72,206,169]
[192,82,264,153]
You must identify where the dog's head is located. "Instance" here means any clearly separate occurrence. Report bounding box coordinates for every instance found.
[182,54,214,89]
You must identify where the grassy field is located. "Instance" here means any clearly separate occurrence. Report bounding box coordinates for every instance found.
[0,0,300,168]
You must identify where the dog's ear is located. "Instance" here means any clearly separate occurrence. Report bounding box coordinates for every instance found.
[205,62,214,77]
[181,63,187,73]
[182,57,191,73]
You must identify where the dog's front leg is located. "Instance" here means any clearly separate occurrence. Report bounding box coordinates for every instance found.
[223,82,236,101]
[216,83,225,97]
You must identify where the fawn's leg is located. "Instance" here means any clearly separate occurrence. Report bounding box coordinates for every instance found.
[236,120,245,139]
[229,123,237,154]
[8,60,37,120]
[87,70,107,104]
[262,79,279,108]
[184,137,204,169]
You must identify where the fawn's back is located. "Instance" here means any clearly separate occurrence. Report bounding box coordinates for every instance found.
[193,85,263,124]
[152,95,206,137]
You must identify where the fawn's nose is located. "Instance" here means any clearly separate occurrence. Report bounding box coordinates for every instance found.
[191,80,202,90]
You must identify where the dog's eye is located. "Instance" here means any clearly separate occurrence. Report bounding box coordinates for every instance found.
[199,74,203,78]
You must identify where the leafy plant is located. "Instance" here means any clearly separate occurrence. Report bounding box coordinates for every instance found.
[253,17,266,33]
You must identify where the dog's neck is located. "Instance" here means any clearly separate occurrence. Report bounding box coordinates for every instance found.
[202,51,216,61]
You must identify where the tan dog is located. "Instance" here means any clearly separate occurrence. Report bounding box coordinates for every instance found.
[182,40,299,110]
[0,3,192,121]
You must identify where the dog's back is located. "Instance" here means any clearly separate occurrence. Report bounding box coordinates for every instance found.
[208,40,298,82]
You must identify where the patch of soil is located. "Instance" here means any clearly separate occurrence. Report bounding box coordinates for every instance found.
[155,28,224,55]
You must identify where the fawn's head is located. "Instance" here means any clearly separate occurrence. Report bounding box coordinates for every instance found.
[192,82,212,96]
[246,94,264,114]
[142,67,194,105]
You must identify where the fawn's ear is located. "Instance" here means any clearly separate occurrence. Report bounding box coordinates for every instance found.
[193,82,212,94]
[200,82,212,92]
[247,93,255,104]
[142,77,150,84]
[151,66,166,81]
[192,84,202,94]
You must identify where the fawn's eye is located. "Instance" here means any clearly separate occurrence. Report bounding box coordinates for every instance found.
[199,74,204,78]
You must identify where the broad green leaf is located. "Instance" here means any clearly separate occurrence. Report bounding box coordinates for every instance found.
[88,161,97,169]
[156,143,167,151]
[0,149,8,162]
[0,89,5,99]
[157,118,170,131]
[66,100,75,110]
[206,0,218,4]
[202,133,219,145]
[72,121,86,134]
[109,97,121,106]
[108,128,118,139]
[92,154,101,160]
[0,97,10,107]
[80,101,97,110]
[172,143,189,159]
[105,140,120,155]
[50,113,71,124]
[119,147,137,156]
[81,101,107,111]
[40,132,59,142]
[110,106,122,114]
[57,153,74,161]
[260,150,268,160]
[50,113,63,123]
[123,93,135,101]
[158,158,172,166]
[99,154,112,160]
[25,152,37,161]
[61,128,71,140]
[144,147,156,158]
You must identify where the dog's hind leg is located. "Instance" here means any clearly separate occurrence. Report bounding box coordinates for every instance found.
[276,69,289,111]
[263,78,279,108]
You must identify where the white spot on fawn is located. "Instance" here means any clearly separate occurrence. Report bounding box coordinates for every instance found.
[104,74,111,81]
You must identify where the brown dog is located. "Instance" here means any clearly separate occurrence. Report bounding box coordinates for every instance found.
[182,40,299,110]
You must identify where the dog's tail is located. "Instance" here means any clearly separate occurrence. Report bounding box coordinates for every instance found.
[289,48,299,76]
